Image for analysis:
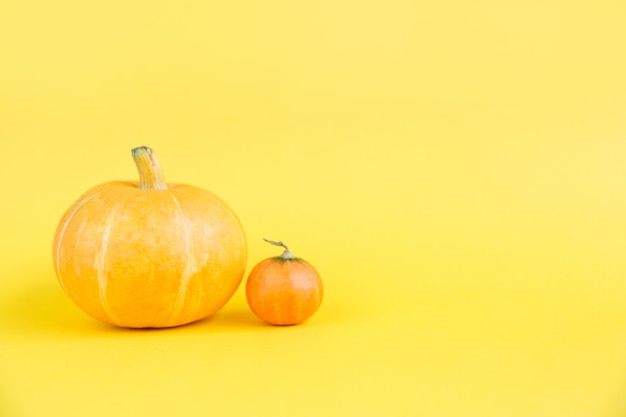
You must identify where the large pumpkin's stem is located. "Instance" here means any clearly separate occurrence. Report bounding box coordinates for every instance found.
[263,237,295,260]
[132,146,168,190]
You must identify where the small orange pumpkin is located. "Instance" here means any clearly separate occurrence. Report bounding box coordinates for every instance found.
[246,238,323,325]
[52,146,247,328]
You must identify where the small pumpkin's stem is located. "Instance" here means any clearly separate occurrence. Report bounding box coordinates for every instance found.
[131,146,168,190]
[263,237,295,260]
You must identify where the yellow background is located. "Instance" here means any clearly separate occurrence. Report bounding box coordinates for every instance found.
[2,0,626,416]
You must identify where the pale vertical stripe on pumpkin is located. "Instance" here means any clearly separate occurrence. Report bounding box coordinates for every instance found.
[94,207,120,324]
[310,267,322,306]
[54,191,103,295]
[168,191,197,325]
[314,281,322,306]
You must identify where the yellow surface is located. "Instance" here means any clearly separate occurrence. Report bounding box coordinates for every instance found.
[2,1,626,416]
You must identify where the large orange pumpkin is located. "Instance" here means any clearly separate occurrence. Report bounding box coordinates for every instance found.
[52,146,247,328]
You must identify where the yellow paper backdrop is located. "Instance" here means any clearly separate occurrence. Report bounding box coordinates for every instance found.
[2,1,626,416]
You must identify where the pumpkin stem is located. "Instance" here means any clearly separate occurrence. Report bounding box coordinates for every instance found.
[263,237,295,260]
[131,146,168,190]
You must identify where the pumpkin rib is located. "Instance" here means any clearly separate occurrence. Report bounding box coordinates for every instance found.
[93,193,125,325]
[175,185,248,272]
[167,189,197,326]
[54,190,106,295]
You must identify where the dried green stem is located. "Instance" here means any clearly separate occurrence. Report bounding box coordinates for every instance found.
[263,237,295,260]
[131,146,168,190]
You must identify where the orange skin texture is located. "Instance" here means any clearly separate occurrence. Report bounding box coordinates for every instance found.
[53,181,247,328]
[246,257,323,325]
